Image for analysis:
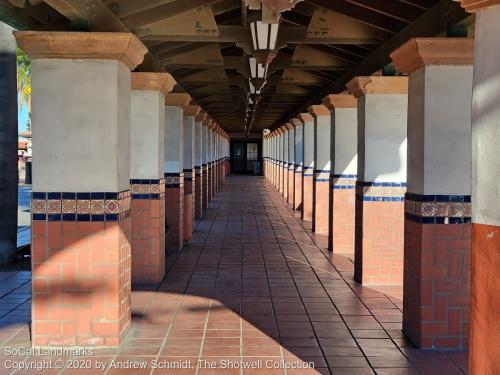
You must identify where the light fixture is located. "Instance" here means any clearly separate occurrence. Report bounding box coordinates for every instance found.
[249,56,268,92]
[250,20,279,64]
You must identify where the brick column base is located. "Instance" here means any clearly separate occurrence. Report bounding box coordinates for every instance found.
[202,165,208,210]
[183,170,194,242]
[469,223,500,375]
[287,166,294,204]
[313,172,331,234]
[130,180,166,285]
[330,175,356,254]
[207,165,213,202]
[302,168,314,221]
[165,173,184,253]
[403,194,471,349]
[194,167,203,219]
[31,191,132,347]
[294,167,303,211]
[354,182,405,285]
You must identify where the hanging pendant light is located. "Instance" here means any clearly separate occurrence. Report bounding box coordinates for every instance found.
[250,20,279,64]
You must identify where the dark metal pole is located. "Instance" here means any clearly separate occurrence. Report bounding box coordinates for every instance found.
[0,22,18,264]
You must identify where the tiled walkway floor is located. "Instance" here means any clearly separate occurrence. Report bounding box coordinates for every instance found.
[0,176,467,374]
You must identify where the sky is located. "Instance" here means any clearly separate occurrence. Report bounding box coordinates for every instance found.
[18,99,29,134]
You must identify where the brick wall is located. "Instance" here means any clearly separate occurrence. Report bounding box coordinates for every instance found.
[294,168,303,211]
[165,174,184,253]
[313,174,330,234]
[302,173,314,221]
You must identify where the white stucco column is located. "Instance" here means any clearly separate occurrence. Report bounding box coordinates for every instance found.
[300,113,315,221]
[15,31,147,347]
[392,37,474,350]
[291,118,304,211]
[282,125,289,198]
[207,122,214,201]
[164,93,190,253]
[309,105,332,235]
[182,105,199,242]
[202,118,210,209]
[459,3,500,372]
[287,124,295,204]
[323,94,358,254]
[347,76,408,286]
[130,72,175,285]
[194,111,206,219]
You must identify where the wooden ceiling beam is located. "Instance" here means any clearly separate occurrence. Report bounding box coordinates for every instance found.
[305,0,405,34]
[119,0,223,27]
[341,0,421,23]
[140,24,381,44]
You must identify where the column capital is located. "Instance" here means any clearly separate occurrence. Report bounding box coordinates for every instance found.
[290,118,303,127]
[202,117,212,127]
[308,105,330,117]
[323,94,357,109]
[390,38,474,74]
[280,125,288,133]
[182,105,201,117]
[285,123,295,130]
[131,72,176,95]
[13,31,147,70]
[460,0,500,12]
[298,113,314,123]
[195,110,207,122]
[346,76,408,98]
[165,93,191,107]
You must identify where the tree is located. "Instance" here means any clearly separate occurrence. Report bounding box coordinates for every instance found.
[16,47,31,130]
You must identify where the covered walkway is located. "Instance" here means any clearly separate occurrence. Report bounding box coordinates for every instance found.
[0,176,467,374]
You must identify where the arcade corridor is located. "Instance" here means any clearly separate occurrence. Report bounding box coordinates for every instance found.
[0,176,467,374]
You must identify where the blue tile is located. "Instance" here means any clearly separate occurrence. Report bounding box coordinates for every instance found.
[105,214,119,221]
[48,214,61,221]
[47,192,61,199]
[62,214,76,221]
[92,215,105,222]
[62,192,76,199]
[77,214,91,222]
[32,214,46,221]
[32,192,46,199]
[105,192,118,199]
[77,193,91,199]
[91,192,105,199]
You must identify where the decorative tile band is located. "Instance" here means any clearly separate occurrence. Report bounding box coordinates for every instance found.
[183,169,194,181]
[405,193,471,224]
[31,191,131,221]
[356,181,407,202]
[333,174,357,190]
[288,164,295,171]
[164,172,184,188]
[303,166,314,177]
[295,165,303,173]
[130,179,165,199]
[314,170,331,182]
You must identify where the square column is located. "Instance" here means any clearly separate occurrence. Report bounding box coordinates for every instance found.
[195,111,206,219]
[347,76,408,285]
[459,3,500,373]
[300,113,315,222]
[164,94,190,253]
[392,38,473,349]
[323,94,358,254]
[309,105,332,235]
[130,73,175,285]
[287,125,295,205]
[277,128,283,193]
[291,119,304,211]
[207,121,214,202]
[15,31,147,346]
[0,23,18,264]
[202,119,210,210]
[275,131,280,190]
[182,105,200,242]
[282,126,289,199]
